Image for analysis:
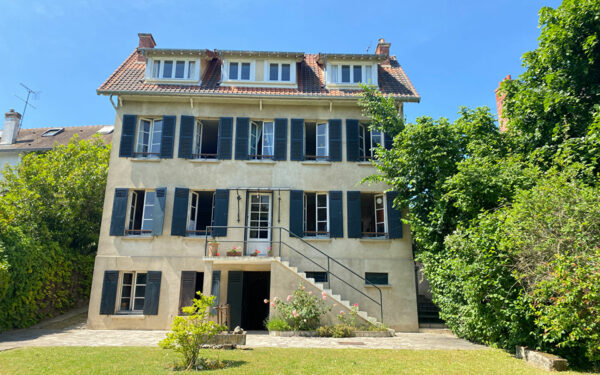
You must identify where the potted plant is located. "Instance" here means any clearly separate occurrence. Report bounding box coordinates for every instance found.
[250,249,260,257]
[226,246,241,257]
[267,246,273,257]
[207,241,219,257]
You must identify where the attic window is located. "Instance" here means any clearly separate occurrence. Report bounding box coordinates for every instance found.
[97,126,115,135]
[148,58,198,81]
[41,128,64,137]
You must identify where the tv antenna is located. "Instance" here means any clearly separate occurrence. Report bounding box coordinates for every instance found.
[14,83,40,127]
[366,42,372,53]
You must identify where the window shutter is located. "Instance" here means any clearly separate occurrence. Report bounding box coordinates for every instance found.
[210,270,221,315]
[227,270,243,329]
[217,117,233,160]
[347,191,362,238]
[143,271,162,315]
[160,116,176,158]
[178,271,196,314]
[346,119,360,162]
[329,191,343,238]
[289,190,304,237]
[99,270,119,315]
[178,115,195,159]
[234,117,249,160]
[171,188,189,236]
[274,118,288,161]
[119,115,136,158]
[328,119,342,162]
[290,119,304,161]
[152,187,167,236]
[109,188,129,236]
[386,191,403,238]
[212,189,229,237]
[384,132,393,150]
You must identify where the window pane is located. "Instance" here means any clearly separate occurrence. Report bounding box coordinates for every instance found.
[269,63,278,81]
[365,65,372,83]
[241,63,250,80]
[365,272,388,285]
[187,61,195,79]
[123,273,133,285]
[163,61,173,78]
[151,120,162,155]
[341,65,350,82]
[136,273,147,285]
[281,64,290,81]
[136,120,151,153]
[229,62,238,80]
[329,65,339,83]
[141,192,155,231]
[353,65,362,83]
[263,122,274,156]
[120,298,131,311]
[152,61,161,78]
[133,298,145,311]
[175,61,185,78]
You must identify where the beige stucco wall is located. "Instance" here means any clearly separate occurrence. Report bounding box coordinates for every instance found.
[0,151,21,180]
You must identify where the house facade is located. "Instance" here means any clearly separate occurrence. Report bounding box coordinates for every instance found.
[87,34,420,331]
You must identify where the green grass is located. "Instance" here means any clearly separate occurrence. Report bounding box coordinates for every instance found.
[0,347,594,375]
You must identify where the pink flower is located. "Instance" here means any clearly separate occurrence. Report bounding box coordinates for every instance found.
[263,299,269,304]
[321,291,327,297]
[302,286,306,291]
[308,291,313,295]
[287,295,292,302]
[353,303,359,308]
[340,310,345,315]
[216,252,220,256]
[292,310,299,317]
[270,302,275,308]
[322,295,327,300]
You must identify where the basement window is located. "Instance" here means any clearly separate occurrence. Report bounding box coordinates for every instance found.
[304,192,328,237]
[305,271,328,283]
[126,190,155,236]
[361,193,387,238]
[192,119,219,159]
[118,272,147,313]
[249,120,274,159]
[134,118,162,158]
[187,191,215,236]
[304,122,328,161]
[41,128,64,137]
[365,272,388,286]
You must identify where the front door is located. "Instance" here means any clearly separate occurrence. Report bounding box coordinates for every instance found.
[246,193,271,255]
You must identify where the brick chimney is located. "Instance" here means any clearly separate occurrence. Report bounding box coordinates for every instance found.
[495,74,511,132]
[375,38,391,65]
[1,109,22,145]
[137,33,156,61]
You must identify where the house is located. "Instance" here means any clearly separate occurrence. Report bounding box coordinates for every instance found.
[0,109,114,179]
[87,34,420,331]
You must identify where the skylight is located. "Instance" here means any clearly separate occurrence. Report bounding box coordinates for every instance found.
[97,125,114,135]
[41,128,64,137]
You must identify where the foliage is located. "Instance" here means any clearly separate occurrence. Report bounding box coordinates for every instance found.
[159,292,226,371]
[337,304,360,328]
[264,316,290,332]
[269,284,331,331]
[316,324,355,338]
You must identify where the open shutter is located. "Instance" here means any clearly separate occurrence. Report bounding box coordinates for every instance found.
[210,270,221,315]
[384,132,393,150]
[212,189,229,237]
[386,191,403,238]
[346,119,360,162]
[328,119,342,162]
[290,119,304,161]
[171,188,189,236]
[160,116,176,158]
[347,191,362,238]
[109,188,129,236]
[119,115,136,158]
[178,115,195,159]
[218,117,233,160]
[329,191,343,238]
[289,190,304,237]
[274,118,288,161]
[178,271,197,314]
[227,270,243,329]
[144,271,162,315]
[99,270,119,314]
[235,117,249,160]
[152,187,167,236]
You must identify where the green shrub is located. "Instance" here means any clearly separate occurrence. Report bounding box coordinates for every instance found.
[316,326,333,337]
[316,325,354,338]
[265,317,290,332]
[268,284,331,331]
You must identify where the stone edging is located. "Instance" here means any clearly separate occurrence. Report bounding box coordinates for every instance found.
[515,346,568,371]
[269,330,394,337]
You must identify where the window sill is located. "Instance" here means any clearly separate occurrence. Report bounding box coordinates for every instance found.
[183,236,208,241]
[357,162,375,167]
[112,313,146,319]
[130,158,161,163]
[246,159,276,165]
[365,284,392,289]
[189,159,220,164]
[301,161,332,166]
[121,236,154,240]
[302,237,332,242]
[359,237,391,242]
[144,78,201,85]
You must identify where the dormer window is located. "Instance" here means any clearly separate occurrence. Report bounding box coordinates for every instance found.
[327,63,376,85]
[147,58,199,81]
[268,62,292,82]
[223,60,254,81]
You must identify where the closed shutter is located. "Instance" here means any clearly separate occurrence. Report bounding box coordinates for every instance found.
[99,270,119,314]
[289,190,304,237]
[290,119,304,161]
[109,188,129,236]
[143,271,162,315]
[171,188,189,236]
[234,117,249,160]
[347,191,362,238]
[386,191,403,238]
[119,115,136,157]
[218,117,233,160]
[152,187,167,236]
[178,271,197,314]
[210,270,221,314]
[328,119,342,162]
[273,118,288,161]
[346,119,360,162]
[227,270,243,329]
[160,116,176,158]
[384,132,393,150]
[212,189,229,237]
[178,115,195,159]
[329,191,343,238]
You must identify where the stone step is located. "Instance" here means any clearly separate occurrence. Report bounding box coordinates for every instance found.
[357,311,368,319]
[297,272,306,278]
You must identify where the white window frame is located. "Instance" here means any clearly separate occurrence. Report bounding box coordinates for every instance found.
[265,61,294,82]
[316,122,328,159]
[146,58,200,82]
[117,271,147,313]
[248,120,275,159]
[359,123,385,160]
[222,59,255,81]
[326,63,378,85]
[126,190,156,236]
[187,190,216,235]
[374,194,387,236]
[134,118,162,158]
[303,192,329,237]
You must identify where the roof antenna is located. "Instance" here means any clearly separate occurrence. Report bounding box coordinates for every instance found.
[14,83,40,128]
[366,42,372,53]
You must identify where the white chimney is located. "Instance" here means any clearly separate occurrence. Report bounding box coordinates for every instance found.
[1,109,22,145]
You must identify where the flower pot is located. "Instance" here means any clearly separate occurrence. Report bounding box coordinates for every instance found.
[207,243,219,257]
[226,251,241,257]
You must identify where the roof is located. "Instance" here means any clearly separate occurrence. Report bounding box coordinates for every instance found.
[0,125,113,153]
[98,49,420,101]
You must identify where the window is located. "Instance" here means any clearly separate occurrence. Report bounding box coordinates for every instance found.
[249,121,274,159]
[327,63,376,84]
[187,191,215,236]
[360,193,386,237]
[41,128,64,137]
[304,122,328,160]
[135,118,162,158]
[150,59,197,80]
[192,119,219,159]
[118,272,147,312]
[341,65,350,83]
[304,192,328,237]
[127,190,156,236]
[267,62,292,82]
[365,272,388,286]
[359,123,385,161]
[305,271,328,283]
[353,65,362,83]
[228,61,251,80]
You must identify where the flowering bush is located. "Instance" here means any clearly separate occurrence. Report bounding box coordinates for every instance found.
[266,284,331,330]
[338,303,360,328]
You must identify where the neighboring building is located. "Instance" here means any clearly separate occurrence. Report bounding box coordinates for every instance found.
[0,109,114,179]
[495,74,512,132]
[87,34,420,331]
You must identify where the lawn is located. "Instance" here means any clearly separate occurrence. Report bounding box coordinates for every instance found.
[0,347,594,375]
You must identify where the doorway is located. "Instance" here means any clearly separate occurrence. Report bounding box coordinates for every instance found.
[227,271,271,330]
[246,193,272,255]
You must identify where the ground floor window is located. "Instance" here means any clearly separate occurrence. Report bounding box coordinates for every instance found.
[187,191,215,235]
[118,272,147,312]
[360,193,386,237]
[305,271,328,283]
[365,272,388,286]
[127,190,155,236]
[303,192,328,237]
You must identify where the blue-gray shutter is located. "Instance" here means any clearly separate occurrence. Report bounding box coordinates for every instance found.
[160,116,176,158]
[109,188,129,236]
[178,115,195,159]
[347,191,362,238]
[329,191,343,238]
[290,119,304,161]
[386,191,403,238]
[227,270,243,329]
[289,190,304,237]
[179,271,197,314]
[143,271,162,315]
[119,115,136,157]
[210,270,221,314]
[328,119,342,162]
[274,118,288,160]
[99,270,119,314]
[171,188,189,236]
[212,189,229,237]
[152,187,167,236]
[218,117,233,160]
[235,117,250,160]
[346,119,360,162]
[384,132,393,150]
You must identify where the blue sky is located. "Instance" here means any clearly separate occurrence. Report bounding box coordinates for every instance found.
[0,0,561,129]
